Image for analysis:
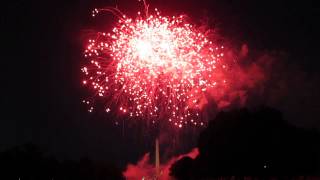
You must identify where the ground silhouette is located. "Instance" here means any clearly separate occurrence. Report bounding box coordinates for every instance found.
[0,143,124,180]
[170,107,320,179]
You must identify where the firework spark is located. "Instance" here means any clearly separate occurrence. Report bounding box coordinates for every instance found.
[82,4,231,128]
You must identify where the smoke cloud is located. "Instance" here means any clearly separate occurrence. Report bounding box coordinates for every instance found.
[123,148,199,179]
[200,43,320,129]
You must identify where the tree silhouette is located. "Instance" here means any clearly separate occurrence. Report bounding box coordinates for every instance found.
[0,143,124,180]
[170,107,320,179]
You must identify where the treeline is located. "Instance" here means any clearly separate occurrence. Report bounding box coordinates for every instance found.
[170,107,320,179]
[0,143,124,180]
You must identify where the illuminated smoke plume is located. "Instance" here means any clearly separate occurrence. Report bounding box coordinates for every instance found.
[81,1,248,128]
[122,148,199,179]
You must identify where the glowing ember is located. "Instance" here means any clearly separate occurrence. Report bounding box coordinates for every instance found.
[82,4,230,128]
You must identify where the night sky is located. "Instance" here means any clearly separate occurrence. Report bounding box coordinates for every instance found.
[2,0,320,168]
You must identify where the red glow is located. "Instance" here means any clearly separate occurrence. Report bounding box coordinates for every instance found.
[82,5,232,127]
[123,148,199,179]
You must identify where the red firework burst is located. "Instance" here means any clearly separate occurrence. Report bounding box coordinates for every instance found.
[82,4,231,128]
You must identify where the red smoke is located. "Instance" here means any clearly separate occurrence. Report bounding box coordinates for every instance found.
[123,148,199,179]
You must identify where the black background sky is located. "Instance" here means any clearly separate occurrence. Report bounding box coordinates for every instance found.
[2,0,320,167]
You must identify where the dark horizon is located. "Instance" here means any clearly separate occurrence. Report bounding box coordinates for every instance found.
[1,107,319,179]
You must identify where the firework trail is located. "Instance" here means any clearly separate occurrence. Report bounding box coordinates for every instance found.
[81,1,235,128]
